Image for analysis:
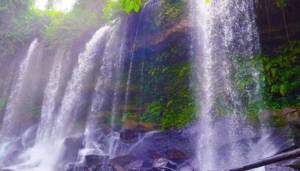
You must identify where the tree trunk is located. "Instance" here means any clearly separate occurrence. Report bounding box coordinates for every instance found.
[228,148,300,171]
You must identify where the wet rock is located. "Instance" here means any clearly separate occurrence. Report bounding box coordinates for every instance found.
[134,123,155,133]
[265,159,295,171]
[63,135,85,163]
[85,154,109,167]
[97,163,117,171]
[109,155,135,168]
[120,129,137,142]
[126,159,154,170]
[64,136,84,149]
[64,163,88,171]
[285,158,300,170]
[87,128,110,151]
[128,124,198,160]
[178,160,200,171]
[153,158,177,170]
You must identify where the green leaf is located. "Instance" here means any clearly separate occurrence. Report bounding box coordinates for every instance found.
[134,0,142,5]
[133,2,140,12]
[266,63,272,70]
[279,84,286,95]
[167,100,173,108]
[125,1,133,13]
[271,85,278,93]
[271,68,277,77]
[120,0,126,9]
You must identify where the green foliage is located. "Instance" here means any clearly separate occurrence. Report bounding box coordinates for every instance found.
[140,102,163,123]
[151,0,184,29]
[125,112,136,120]
[102,0,121,22]
[125,40,195,130]
[275,0,289,8]
[0,0,46,57]
[102,0,143,23]
[262,40,300,108]
[43,9,99,49]
[120,0,142,13]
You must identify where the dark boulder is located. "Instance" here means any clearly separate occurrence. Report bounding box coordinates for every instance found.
[109,155,136,168]
[126,159,153,170]
[120,129,137,143]
[133,124,153,133]
[64,136,84,150]
[128,125,198,160]
[153,158,177,170]
[85,154,109,167]
[94,163,117,171]
[63,135,85,163]
[64,163,88,171]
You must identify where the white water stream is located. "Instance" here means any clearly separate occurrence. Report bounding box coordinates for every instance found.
[0,39,39,139]
[191,0,275,170]
[1,26,110,171]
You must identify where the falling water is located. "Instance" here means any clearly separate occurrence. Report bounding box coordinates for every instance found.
[36,50,68,143]
[84,23,122,148]
[80,21,128,160]
[107,24,127,158]
[124,0,156,117]
[192,0,264,170]
[3,26,110,171]
[50,26,109,141]
[0,39,39,139]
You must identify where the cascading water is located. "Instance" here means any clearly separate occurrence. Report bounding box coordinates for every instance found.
[82,22,126,159]
[191,0,274,170]
[0,39,39,139]
[36,50,67,143]
[123,0,160,117]
[0,39,39,166]
[1,26,110,171]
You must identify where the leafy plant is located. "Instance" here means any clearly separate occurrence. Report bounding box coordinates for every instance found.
[0,1,45,57]
[43,9,99,49]
[102,0,120,22]
[120,0,142,13]
[139,102,163,123]
[262,40,300,108]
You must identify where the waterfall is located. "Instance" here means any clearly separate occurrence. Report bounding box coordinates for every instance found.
[191,0,265,170]
[0,39,39,139]
[36,50,69,143]
[82,22,126,158]
[50,26,109,141]
[123,0,158,117]
[1,26,110,171]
